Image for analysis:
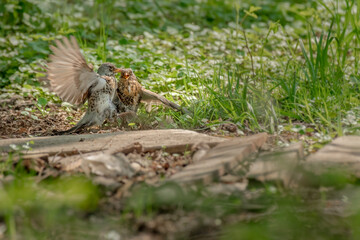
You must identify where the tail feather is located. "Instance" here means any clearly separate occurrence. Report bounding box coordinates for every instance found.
[54,111,97,135]
[140,88,191,114]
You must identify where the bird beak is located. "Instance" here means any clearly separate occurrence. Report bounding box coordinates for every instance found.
[114,68,122,73]
[124,74,129,79]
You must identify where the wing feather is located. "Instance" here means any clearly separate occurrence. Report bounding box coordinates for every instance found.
[47,36,99,105]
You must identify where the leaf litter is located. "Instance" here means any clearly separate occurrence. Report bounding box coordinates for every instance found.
[1,89,357,239]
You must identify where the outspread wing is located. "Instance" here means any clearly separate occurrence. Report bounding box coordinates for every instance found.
[47,36,100,105]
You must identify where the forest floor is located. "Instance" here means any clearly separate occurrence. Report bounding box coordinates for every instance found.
[1,0,360,239]
[1,93,360,240]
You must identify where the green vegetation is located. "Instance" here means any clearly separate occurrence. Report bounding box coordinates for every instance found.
[1,0,360,239]
[2,0,359,133]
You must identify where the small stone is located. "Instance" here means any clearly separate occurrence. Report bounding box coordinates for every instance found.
[191,142,211,162]
[220,174,242,183]
[92,176,121,190]
[83,153,134,178]
[207,182,248,195]
[130,162,141,172]
[192,149,208,162]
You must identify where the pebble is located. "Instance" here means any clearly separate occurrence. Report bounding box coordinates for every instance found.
[130,162,142,172]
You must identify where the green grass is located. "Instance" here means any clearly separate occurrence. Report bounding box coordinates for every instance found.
[3,0,358,134]
[1,0,360,238]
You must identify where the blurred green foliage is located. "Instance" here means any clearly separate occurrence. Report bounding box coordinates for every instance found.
[0,161,99,238]
[124,167,360,240]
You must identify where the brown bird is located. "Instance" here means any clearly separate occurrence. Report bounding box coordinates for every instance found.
[113,68,187,118]
[46,36,121,134]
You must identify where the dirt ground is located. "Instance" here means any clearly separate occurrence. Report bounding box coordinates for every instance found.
[0,93,311,240]
[0,92,256,139]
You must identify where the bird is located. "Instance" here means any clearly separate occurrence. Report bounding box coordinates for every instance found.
[113,68,188,120]
[45,36,122,134]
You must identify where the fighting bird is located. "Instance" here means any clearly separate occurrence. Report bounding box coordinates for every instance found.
[46,36,122,134]
[113,68,187,118]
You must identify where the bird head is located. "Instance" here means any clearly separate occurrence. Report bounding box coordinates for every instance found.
[120,68,133,80]
[97,63,122,76]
